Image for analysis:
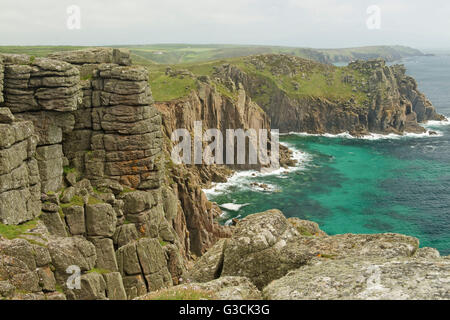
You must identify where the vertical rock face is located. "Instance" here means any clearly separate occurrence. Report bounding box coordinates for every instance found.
[0,55,3,104]
[54,51,163,190]
[154,82,272,256]
[1,54,81,193]
[89,64,163,189]
[0,48,229,300]
[0,109,40,224]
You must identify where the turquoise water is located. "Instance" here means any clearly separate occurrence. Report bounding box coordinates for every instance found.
[206,55,450,255]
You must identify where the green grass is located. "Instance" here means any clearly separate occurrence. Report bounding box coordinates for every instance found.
[87,268,111,275]
[60,195,84,208]
[63,166,77,175]
[87,196,103,205]
[148,68,198,101]
[0,44,422,66]
[0,218,38,239]
[0,44,415,106]
[296,226,314,237]
[92,187,105,195]
[0,46,87,57]
[141,287,215,300]
[120,44,422,65]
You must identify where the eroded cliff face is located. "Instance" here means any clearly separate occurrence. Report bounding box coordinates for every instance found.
[154,81,274,256]
[0,49,230,300]
[213,55,445,135]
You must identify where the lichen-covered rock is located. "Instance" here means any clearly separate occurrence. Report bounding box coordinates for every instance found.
[164,244,188,285]
[136,276,262,300]
[221,209,313,289]
[39,211,68,237]
[0,254,40,293]
[187,238,227,283]
[263,257,450,300]
[0,280,15,298]
[136,238,172,291]
[85,203,117,237]
[113,224,139,248]
[122,274,147,300]
[89,237,118,272]
[116,238,172,294]
[48,236,97,274]
[0,118,41,225]
[121,191,155,214]
[0,107,14,123]
[1,54,81,194]
[414,247,441,259]
[48,48,131,66]
[103,272,127,300]
[2,55,81,113]
[65,272,107,300]
[288,217,327,236]
[296,232,419,260]
[63,205,85,235]
[37,266,56,291]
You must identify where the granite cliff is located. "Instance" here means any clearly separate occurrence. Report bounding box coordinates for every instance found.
[0,48,234,299]
[0,49,447,300]
[211,54,445,135]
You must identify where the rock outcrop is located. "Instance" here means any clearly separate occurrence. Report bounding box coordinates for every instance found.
[0,109,40,224]
[154,82,273,256]
[263,256,450,300]
[0,48,230,300]
[186,209,449,299]
[136,276,262,300]
[213,55,445,135]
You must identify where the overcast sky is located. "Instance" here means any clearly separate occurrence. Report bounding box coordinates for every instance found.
[1,0,449,49]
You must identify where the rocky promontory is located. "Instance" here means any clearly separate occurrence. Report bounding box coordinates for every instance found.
[0,48,447,300]
[211,55,445,135]
[165,209,448,300]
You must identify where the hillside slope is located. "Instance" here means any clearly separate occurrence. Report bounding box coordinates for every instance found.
[0,44,424,65]
[149,54,444,135]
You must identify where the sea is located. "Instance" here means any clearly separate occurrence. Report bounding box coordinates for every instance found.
[204,54,450,255]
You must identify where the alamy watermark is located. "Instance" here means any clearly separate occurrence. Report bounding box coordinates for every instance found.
[67,5,81,30]
[171,121,279,167]
[66,265,81,289]
[366,5,381,30]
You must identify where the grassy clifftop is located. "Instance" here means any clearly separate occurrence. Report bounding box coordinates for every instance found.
[148,54,370,105]
[126,44,422,64]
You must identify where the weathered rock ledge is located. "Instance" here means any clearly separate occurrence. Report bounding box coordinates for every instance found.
[178,209,449,300]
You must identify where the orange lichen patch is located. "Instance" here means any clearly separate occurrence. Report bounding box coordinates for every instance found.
[120,175,141,188]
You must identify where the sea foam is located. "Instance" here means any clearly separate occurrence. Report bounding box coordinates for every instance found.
[203,143,311,197]
[283,129,444,140]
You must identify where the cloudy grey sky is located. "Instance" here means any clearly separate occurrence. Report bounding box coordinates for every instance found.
[1,0,449,49]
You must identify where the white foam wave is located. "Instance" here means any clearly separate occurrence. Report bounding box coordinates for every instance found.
[203,145,312,197]
[282,130,443,140]
[424,117,450,127]
[219,203,250,211]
